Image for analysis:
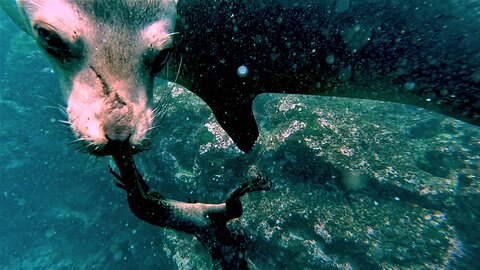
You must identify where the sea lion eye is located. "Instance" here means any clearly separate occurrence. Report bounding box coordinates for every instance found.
[145,49,171,76]
[35,27,74,61]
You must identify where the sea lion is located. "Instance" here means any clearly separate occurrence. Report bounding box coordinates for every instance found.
[1,0,479,154]
[173,0,480,152]
[2,0,178,155]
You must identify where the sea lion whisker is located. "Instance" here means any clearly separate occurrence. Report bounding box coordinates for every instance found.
[41,105,68,118]
[34,94,58,104]
[165,32,179,38]
[153,58,181,117]
[152,102,169,121]
[42,105,66,111]
[35,94,48,100]
[83,142,97,149]
[150,70,174,136]
[152,39,170,47]
[152,101,169,115]
[76,143,101,154]
[74,141,94,152]
[138,143,152,150]
[36,95,67,116]
[145,125,161,132]
[67,138,87,145]
[153,112,168,122]
[152,98,169,114]
[148,112,170,137]
[30,0,43,8]
[165,57,169,81]
[150,32,179,47]
[174,55,183,84]
[75,146,87,153]
[57,119,72,126]
[152,85,172,116]
[152,108,170,127]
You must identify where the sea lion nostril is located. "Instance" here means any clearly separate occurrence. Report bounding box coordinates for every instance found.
[106,134,131,145]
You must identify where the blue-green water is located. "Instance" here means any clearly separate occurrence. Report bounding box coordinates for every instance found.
[1,4,479,270]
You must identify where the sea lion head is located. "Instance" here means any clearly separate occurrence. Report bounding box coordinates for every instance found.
[18,0,177,155]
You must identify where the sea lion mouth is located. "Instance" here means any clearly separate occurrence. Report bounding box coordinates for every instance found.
[80,134,149,157]
[98,135,136,156]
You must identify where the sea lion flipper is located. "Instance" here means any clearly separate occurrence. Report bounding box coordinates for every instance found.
[209,99,258,153]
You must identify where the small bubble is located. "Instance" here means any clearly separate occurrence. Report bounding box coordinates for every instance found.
[112,251,123,261]
[326,55,335,65]
[45,228,56,239]
[17,198,27,206]
[237,65,249,78]
[403,82,416,91]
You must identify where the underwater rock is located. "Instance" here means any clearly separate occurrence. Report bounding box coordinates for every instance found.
[142,87,479,269]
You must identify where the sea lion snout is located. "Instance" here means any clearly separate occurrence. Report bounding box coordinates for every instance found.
[102,95,135,143]
[67,79,155,156]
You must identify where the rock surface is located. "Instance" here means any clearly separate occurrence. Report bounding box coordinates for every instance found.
[139,86,479,269]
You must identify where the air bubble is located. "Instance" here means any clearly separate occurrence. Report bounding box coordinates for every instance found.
[326,55,335,65]
[403,82,416,91]
[237,65,249,78]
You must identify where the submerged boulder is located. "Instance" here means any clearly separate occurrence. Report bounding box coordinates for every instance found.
[144,86,479,269]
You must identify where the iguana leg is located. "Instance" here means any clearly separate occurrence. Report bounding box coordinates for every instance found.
[223,175,273,220]
[108,143,272,269]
